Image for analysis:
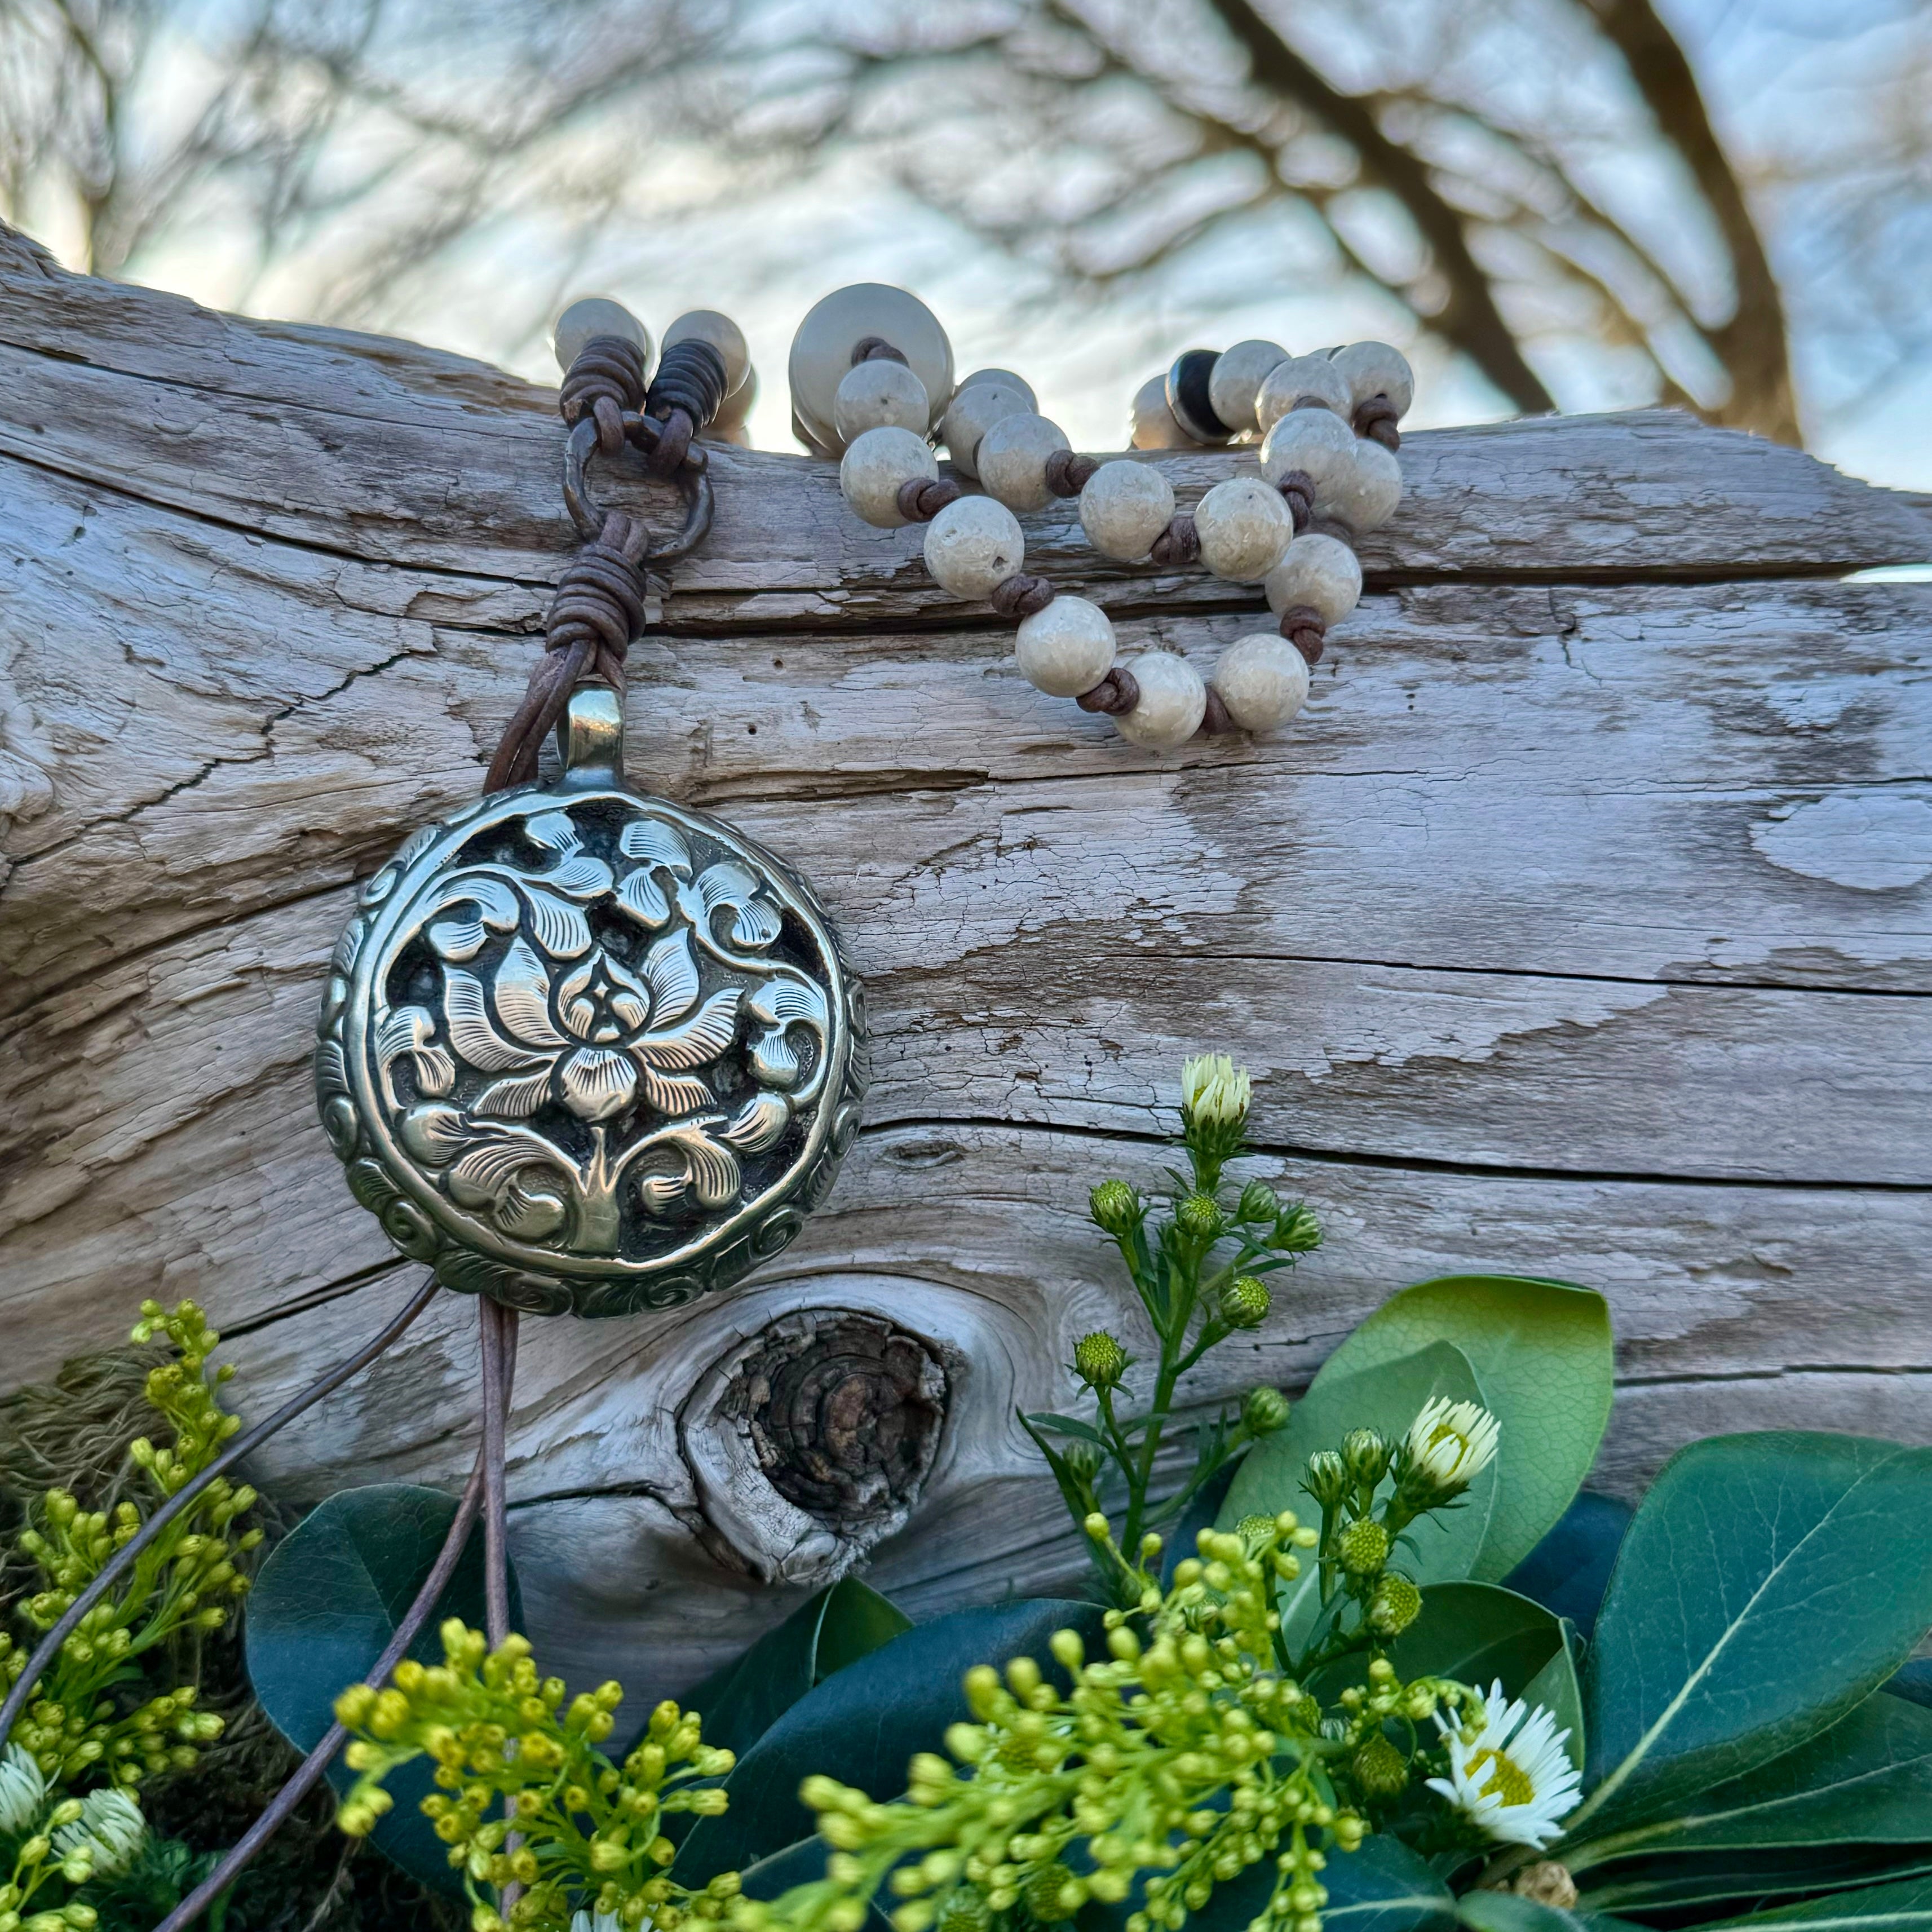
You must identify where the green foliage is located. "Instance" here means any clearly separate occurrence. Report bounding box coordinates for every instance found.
[245,1484,519,1897]
[1032,1056,1323,1610]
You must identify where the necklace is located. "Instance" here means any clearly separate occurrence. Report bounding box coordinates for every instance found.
[800,287,1409,745]
[315,299,866,1319]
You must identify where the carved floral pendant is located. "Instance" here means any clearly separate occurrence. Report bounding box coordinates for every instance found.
[316,687,868,1317]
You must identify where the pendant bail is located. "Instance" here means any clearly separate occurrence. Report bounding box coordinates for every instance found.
[558,682,625,788]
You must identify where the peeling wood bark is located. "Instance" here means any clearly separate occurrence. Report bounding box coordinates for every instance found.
[2,222,1930,1697]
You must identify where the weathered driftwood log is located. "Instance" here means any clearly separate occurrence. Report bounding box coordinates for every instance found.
[2,220,1930,1703]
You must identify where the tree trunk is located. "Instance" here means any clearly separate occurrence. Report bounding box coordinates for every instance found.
[2,223,1927,1704]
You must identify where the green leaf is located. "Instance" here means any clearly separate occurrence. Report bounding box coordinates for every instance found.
[1522,1620,1586,1775]
[1390,1582,1564,1700]
[1220,1341,1499,1655]
[245,1483,516,1898]
[686,1577,912,1761]
[1164,1833,1456,1932]
[1566,1692,1932,1866]
[1571,1433,1932,1839]
[675,1598,1108,1884]
[735,1837,892,1930]
[1454,1894,1643,1932]
[1024,1412,1109,1445]
[1305,1276,1613,1581]
[1503,1494,1632,1639]
[1701,1869,1932,1928]
[1578,1846,1932,1915]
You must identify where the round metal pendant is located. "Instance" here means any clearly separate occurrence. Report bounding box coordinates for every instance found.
[315,688,867,1317]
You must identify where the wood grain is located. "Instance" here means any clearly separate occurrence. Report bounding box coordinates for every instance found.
[2,218,1930,1696]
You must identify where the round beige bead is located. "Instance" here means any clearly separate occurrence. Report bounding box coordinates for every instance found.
[1015,595,1116,697]
[1211,634,1311,733]
[941,381,1031,480]
[790,284,953,443]
[959,367,1037,410]
[833,358,931,443]
[712,364,758,432]
[1264,532,1361,624]
[553,297,651,374]
[1115,650,1206,749]
[839,426,938,529]
[1255,353,1352,432]
[1259,406,1357,491]
[924,495,1025,598]
[1208,339,1288,436]
[977,412,1072,513]
[1321,437,1404,533]
[662,310,750,391]
[1330,341,1414,417]
[1078,459,1175,561]
[1130,374,1196,450]
[1193,475,1294,582]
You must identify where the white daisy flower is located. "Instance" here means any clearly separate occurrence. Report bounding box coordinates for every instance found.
[0,1745,45,1834]
[1404,1396,1501,1497]
[53,1787,147,1880]
[1181,1054,1251,1128]
[570,1913,621,1932]
[1427,1681,1581,1849]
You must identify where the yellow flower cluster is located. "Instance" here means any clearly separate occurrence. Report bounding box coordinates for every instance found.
[731,1513,1443,1932]
[334,1621,739,1932]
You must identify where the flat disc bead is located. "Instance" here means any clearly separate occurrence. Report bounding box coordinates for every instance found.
[940,381,1030,479]
[1255,353,1352,433]
[1015,595,1116,697]
[1078,459,1176,561]
[663,310,750,391]
[712,364,758,432]
[1208,339,1288,436]
[554,296,651,373]
[1130,374,1197,449]
[833,358,931,442]
[1330,340,1414,416]
[976,412,1072,512]
[1211,634,1311,732]
[1115,649,1206,749]
[1193,475,1294,582]
[839,426,937,528]
[1322,438,1404,533]
[790,283,954,444]
[1265,532,1361,624]
[924,496,1025,598]
[1260,406,1356,490]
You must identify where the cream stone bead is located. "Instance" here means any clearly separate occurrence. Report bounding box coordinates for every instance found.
[1254,353,1352,433]
[1321,437,1404,533]
[1193,475,1294,582]
[712,365,758,432]
[924,495,1025,598]
[1078,459,1175,562]
[959,367,1037,410]
[940,381,1029,480]
[1211,634,1311,733]
[1259,405,1357,492]
[839,426,938,529]
[1130,374,1196,449]
[1264,532,1361,625]
[977,413,1072,514]
[790,284,953,444]
[662,310,750,391]
[1015,595,1116,697]
[1115,651,1206,749]
[1207,339,1288,436]
[553,297,651,373]
[833,358,931,442]
[1330,341,1414,417]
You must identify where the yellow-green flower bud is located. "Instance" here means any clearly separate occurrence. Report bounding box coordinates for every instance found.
[1337,1517,1391,1575]
[1235,1179,1279,1225]
[1175,1192,1222,1240]
[1351,1734,1408,1797]
[1088,1181,1142,1237]
[1341,1429,1392,1488]
[1072,1333,1128,1391]
[1023,1864,1083,1922]
[1271,1203,1321,1253]
[934,1890,991,1932]
[1241,1387,1290,1436]
[1220,1275,1270,1330]
[1367,1573,1422,1637]
[1303,1449,1349,1510]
